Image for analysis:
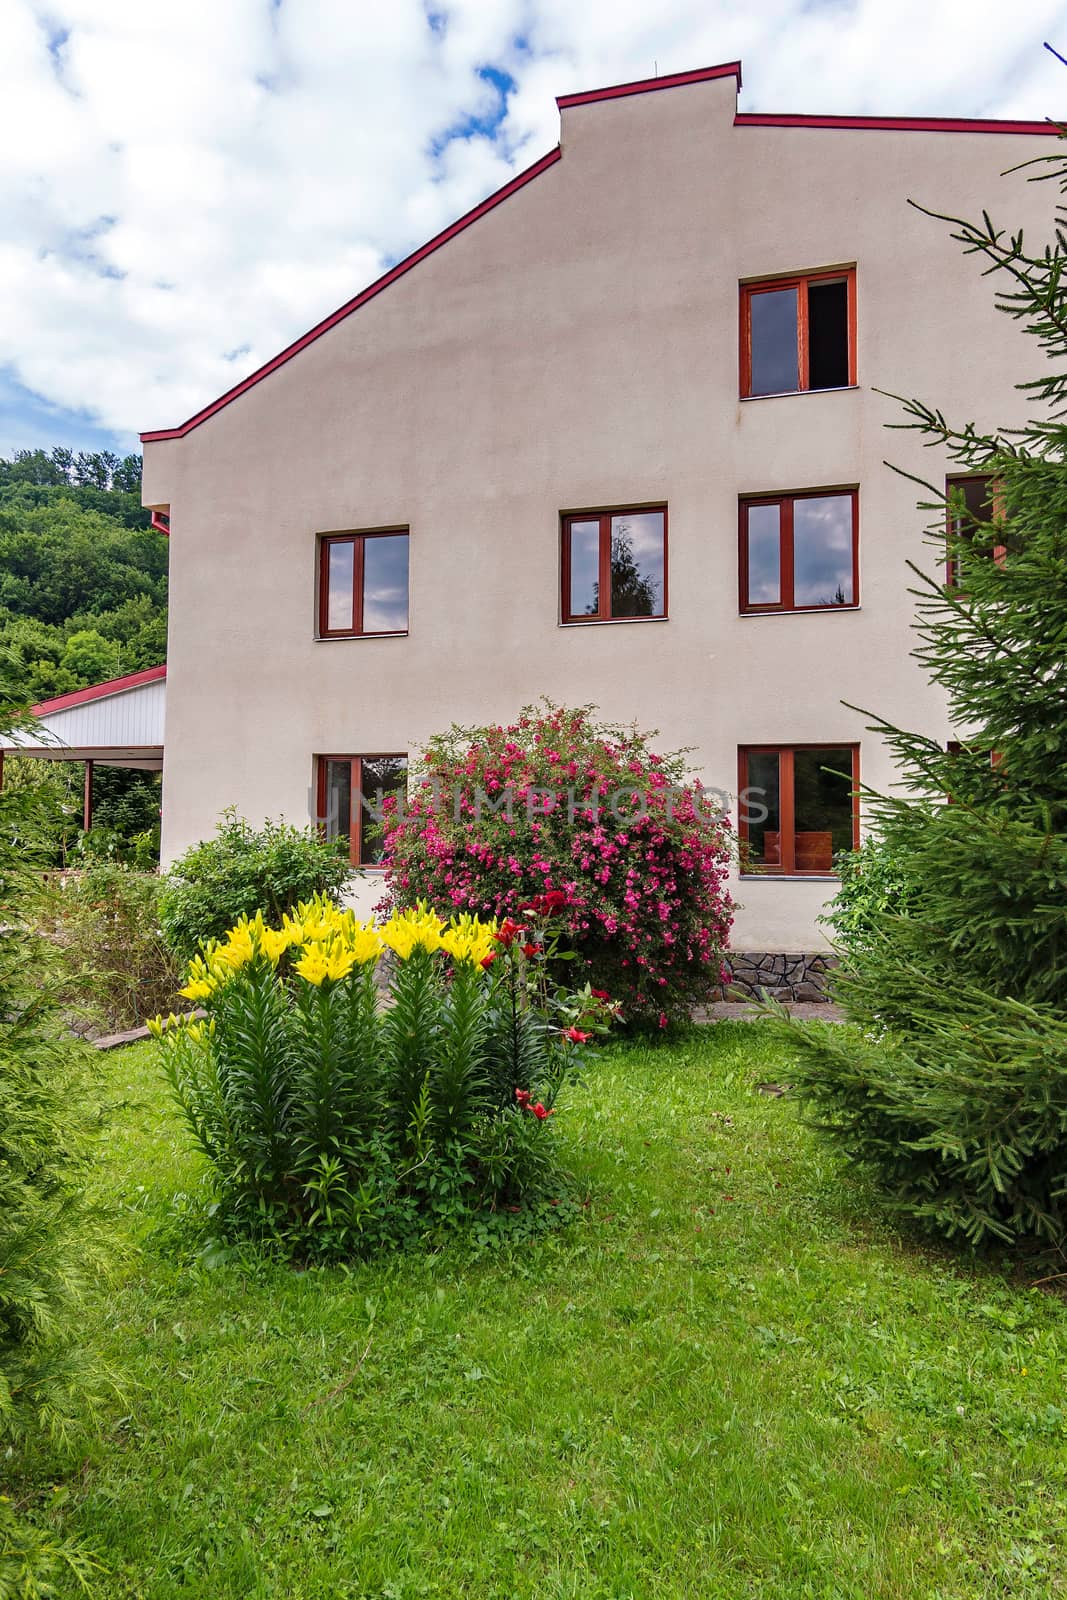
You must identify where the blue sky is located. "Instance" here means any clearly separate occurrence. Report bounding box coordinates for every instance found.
[2,0,1065,459]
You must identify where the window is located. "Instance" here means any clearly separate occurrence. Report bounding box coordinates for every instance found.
[738,745,859,875]
[740,269,856,398]
[740,490,858,612]
[319,530,409,637]
[317,754,408,867]
[945,475,1005,585]
[561,507,667,623]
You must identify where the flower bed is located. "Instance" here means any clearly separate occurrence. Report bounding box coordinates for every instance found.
[152,898,616,1257]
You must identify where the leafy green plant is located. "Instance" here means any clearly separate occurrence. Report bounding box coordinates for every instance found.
[36,861,181,1032]
[820,834,923,959]
[774,138,1067,1247]
[154,900,613,1258]
[158,810,352,960]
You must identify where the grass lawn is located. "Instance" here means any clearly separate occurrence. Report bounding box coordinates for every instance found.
[15,1024,1067,1599]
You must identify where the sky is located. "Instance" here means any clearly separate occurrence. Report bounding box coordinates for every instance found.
[1,0,1064,458]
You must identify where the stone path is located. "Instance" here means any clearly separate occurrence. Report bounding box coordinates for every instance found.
[694,1001,845,1024]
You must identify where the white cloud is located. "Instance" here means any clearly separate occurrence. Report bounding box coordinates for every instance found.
[0,0,1063,438]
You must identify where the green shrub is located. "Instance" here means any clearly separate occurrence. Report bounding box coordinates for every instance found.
[0,694,112,1590]
[820,834,923,960]
[154,900,614,1258]
[84,766,161,862]
[159,810,351,960]
[37,861,182,1031]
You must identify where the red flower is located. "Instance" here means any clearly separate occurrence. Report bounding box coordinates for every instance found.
[480,953,497,970]
[514,1088,531,1106]
[495,918,524,948]
[532,1102,554,1120]
[563,1027,591,1044]
[541,890,569,913]
[590,988,610,1001]
[521,942,539,959]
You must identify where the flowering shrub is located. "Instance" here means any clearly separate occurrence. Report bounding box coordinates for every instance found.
[380,705,734,1023]
[152,898,614,1258]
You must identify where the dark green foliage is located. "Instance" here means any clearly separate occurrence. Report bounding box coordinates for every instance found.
[0,448,166,709]
[821,834,923,959]
[777,145,1067,1247]
[0,692,112,1589]
[78,767,162,867]
[158,812,353,959]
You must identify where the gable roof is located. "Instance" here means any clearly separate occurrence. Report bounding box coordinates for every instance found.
[140,60,1058,445]
[29,664,167,717]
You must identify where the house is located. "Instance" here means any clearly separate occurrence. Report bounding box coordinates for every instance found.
[138,61,1056,979]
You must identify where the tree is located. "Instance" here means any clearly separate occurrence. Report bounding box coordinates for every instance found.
[60,628,122,686]
[0,687,110,1589]
[0,452,165,705]
[774,138,1067,1247]
[587,526,660,617]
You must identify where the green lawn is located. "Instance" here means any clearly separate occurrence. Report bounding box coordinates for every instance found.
[16,1026,1067,1599]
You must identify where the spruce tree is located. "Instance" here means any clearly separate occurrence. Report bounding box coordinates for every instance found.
[776,139,1067,1247]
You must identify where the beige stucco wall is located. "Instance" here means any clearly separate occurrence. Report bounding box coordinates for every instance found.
[145,73,1055,949]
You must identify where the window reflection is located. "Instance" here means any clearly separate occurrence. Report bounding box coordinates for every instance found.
[363,535,409,632]
[326,542,354,632]
[792,496,854,607]
[610,512,664,618]
[745,503,781,605]
[749,287,798,395]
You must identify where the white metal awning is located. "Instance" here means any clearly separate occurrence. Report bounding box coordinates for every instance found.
[1,665,166,772]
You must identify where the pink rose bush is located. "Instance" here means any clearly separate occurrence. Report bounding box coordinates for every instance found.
[380,705,734,1023]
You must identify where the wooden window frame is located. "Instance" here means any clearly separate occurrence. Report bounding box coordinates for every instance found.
[316,753,407,869]
[739,488,860,614]
[560,505,669,624]
[737,743,860,877]
[318,529,409,639]
[945,475,1006,586]
[740,268,857,399]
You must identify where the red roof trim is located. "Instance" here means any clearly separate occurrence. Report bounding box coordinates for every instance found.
[140,146,562,443]
[734,112,1059,135]
[556,61,742,109]
[32,664,167,717]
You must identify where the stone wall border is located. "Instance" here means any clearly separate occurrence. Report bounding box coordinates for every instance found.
[713,951,836,1004]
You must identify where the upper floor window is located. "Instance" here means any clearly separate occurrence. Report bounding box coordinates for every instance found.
[561,507,667,623]
[319,530,409,637]
[946,475,1005,585]
[740,490,858,612]
[317,753,408,867]
[740,269,856,398]
[738,744,859,876]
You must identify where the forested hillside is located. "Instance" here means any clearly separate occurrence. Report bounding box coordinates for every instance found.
[0,446,167,705]
[0,446,167,856]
